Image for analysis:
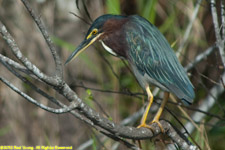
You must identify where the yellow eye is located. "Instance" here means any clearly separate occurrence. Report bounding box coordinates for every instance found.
[92,29,98,35]
[87,29,98,39]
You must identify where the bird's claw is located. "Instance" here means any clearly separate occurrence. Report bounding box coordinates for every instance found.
[137,123,154,133]
[137,120,164,133]
[151,119,164,133]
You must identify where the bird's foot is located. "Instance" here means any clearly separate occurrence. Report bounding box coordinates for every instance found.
[150,119,164,133]
[137,123,154,133]
[136,120,164,149]
[137,120,164,133]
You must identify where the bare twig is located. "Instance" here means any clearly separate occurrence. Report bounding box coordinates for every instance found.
[0,58,59,104]
[210,0,225,69]
[0,54,33,76]
[73,83,144,98]
[0,76,76,114]
[221,1,225,39]
[0,22,59,86]
[210,0,222,41]
[21,0,63,81]
[184,45,216,72]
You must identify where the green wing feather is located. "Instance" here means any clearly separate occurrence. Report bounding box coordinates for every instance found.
[126,15,194,104]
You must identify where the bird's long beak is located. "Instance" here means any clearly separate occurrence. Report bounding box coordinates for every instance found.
[65,33,102,65]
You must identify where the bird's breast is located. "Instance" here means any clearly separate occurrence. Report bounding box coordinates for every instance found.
[100,41,117,56]
[101,32,128,58]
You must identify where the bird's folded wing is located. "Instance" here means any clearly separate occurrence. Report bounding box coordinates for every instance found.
[126,15,195,104]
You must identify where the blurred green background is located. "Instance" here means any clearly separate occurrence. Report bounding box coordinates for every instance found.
[0,0,224,150]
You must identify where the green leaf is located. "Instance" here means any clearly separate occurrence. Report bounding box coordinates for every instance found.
[106,0,120,14]
[84,89,94,108]
[209,122,225,136]
[91,134,97,150]
[86,89,93,100]
[171,39,178,48]
[108,116,113,121]
[159,11,176,34]
[0,126,11,137]
[141,0,157,24]
[44,134,51,146]
[52,36,75,51]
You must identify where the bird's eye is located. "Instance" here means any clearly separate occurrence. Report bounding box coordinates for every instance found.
[86,29,98,40]
[92,29,98,35]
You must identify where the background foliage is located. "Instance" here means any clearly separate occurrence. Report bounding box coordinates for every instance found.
[0,0,224,150]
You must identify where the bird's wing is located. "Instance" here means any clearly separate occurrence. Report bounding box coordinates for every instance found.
[125,15,194,104]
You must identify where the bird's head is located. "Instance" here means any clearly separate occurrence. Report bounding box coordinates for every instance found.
[65,14,126,64]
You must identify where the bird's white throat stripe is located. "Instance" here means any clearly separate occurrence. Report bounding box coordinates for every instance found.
[100,41,117,56]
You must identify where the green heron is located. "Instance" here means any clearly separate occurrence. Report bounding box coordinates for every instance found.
[65,14,195,131]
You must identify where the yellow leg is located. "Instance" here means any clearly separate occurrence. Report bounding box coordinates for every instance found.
[137,85,154,128]
[151,92,169,132]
